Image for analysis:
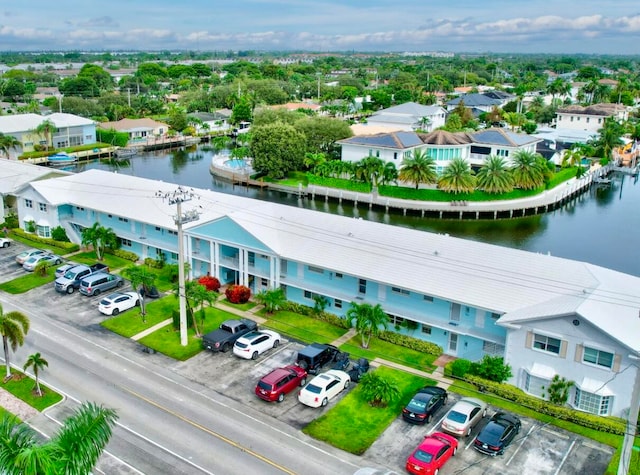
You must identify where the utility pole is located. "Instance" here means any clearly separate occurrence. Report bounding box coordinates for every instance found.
[618,353,640,475]
[156,187,201,346]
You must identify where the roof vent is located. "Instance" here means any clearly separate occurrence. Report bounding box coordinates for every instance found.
[434,250,439,256]
[573,319,580,326]
[348,232,354,237]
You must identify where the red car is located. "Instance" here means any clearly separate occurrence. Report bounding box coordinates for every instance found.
[406,432,458,475]
[255,365,308,402]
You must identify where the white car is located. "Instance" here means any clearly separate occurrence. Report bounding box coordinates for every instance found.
[232,330,281,360]
[298,369,350,408]
[441,397,488,437]
[98,291,140,316]
[22,253,62,271]
[0,237,11,248]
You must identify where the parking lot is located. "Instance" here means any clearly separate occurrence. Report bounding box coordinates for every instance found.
[2,241,615,475]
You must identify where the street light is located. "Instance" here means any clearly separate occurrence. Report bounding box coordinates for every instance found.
[156,187,200,346]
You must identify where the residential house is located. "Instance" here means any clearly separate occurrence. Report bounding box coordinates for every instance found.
[98,118,169,143]
[0,112,97,155]
[337,131,424,165]
[445,92,514,114]
[14,168,640,418]
[365,102,446,132]
[188,110,232,134]
[466,128,541,167]
[554,103,628,132]
[417,130,473,173]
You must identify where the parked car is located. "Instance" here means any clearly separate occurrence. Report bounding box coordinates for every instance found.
[79,272,124,296]
[233,330,281,360]
[98,292,140,316]
[441,397,487,437]
[0,237,12,248]
[22,253,63,271]
[202,318,258,353]
[405,432,458,475]
[55,262,77,278]
[16,248,51,265]
[473,411,521,456]
[255,365,308,403]
[402,386,448,424]
[298,369,350,408]
[347,358,370,383]
[295,343,341,374]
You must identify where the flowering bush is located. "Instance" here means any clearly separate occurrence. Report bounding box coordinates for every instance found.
[198,275,221,292]
[225,284,251,304]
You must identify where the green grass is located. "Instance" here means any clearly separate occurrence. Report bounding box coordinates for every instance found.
[217,299,257,311]
[137,306,240,360]
[307,175,372,193]
[339,335,437,373]
[450,380,639,475]
[101,295,177,338]
[547,166,578,189]
[0,267,56,294]
[378,184,543,202]
[71,251,133,271]
[303,366,431,454]
[0,366,63,412]
[261,310,348,343]
[278,171,309,187]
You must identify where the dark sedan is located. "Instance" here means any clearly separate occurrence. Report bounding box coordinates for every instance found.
[473,411,521,455]
[402,385,448,424]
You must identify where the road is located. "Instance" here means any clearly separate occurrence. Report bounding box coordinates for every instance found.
[0,290,366,475]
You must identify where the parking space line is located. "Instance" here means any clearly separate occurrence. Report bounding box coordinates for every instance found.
[252,342,293,368]
[506,423,536,465]
[464,436,476,451]
[581,440,613,453]
[553,439,576,475]
[541,426,569,439]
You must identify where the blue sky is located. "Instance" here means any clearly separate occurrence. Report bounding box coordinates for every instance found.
[2,1,640,54]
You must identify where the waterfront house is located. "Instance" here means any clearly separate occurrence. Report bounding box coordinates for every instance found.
[366,102,446,132]
[14,168,640,418]
[98,118,169,143]
[445,93,513,113]
[554,103,628,133]
[338,131,425,165]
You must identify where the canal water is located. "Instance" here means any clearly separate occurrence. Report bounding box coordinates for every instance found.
[72,145,640,277]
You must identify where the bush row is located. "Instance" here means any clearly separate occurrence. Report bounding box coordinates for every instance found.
[106,248,139,262]
[11,229,80,253]
[461,373,626,435]
[281,302,351,329]
[377,330,443,356]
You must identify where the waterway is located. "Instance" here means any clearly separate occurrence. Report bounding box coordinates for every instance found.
[70,145,640,277]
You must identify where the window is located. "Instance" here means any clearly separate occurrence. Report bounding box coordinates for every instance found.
[39,203,47,212]
[303,290,312,299]
[421,324,432,335]
[483,341,505,356]
[260,278,268,286]
[118,217,129,223]
[335,272,343,279]
[168,230,178,236]
[76,206,85,211]
[308,266,324,274]
[533,333,561,354]
[120,238,132,247]
[393,152,398,160]
[25,199,33,208]
[334,299,342,309]
[583,347,614,369]
[155,226,161,231]
[389,315,405,326]
[358,279,366,294]
[574,388,612,416]
[524,372,549,398]
[36,225,50,238]
[391,287,409,296]
[423,295,434,302]
[490,312,501,320]
[107,214,112,218]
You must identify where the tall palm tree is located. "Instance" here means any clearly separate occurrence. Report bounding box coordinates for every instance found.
[352,156,385,188]
[0,304,30,381]
[437,157,476,194]
[179,279,217,337]
[81,223,119,261]
[32,119,57,152]
[476,155,515,194]
[398,149,437,189]
[0,133,21,159]
[0,401,118,474]
[346,301,389,349]
[122,265,157,322]
[511,150,545,190]
[23,352,48,397]
[254,288,286,315]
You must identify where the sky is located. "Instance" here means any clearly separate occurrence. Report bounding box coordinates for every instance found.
[2,0,640,54]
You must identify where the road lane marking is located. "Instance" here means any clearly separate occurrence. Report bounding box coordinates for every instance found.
[122,386,296,475]
[554,439,576,475]
[506,423,536,465]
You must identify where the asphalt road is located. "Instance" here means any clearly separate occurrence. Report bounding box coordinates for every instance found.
[0,278,367,475]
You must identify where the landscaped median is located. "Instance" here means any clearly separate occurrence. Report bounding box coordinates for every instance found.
[0,366,63,418]
[303,366,432,454]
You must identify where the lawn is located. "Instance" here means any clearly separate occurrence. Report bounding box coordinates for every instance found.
[339,335,437,373]
[450,380,639,475]
[72,251,133,272]
[0,267,56,294]
[261,310,348,343]
[136,306,240,360]
[0,366,63,412]
[217,299,257,311]
[101,295,177,338]
[303,366,431,454]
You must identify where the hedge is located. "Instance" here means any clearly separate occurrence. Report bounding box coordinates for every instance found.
[281,302,351,329]
[11,229,80,253]
[463,374,626,435]
[106,248,139,262]
[377,330,443,356]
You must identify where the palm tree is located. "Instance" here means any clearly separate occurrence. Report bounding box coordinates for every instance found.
[254,288,286,314]
[352,156,385,188]
[303,152,326,172]
[0,304,30,381]
[0,132,21,159]
[476,155,514,194]
[503,112,526,132]
[398,149,437,189]
[0,401,118,474]
[122,265,157,322]
[510,150,545,190]
[23,353,48,397]
[346,302,389,349]
[31,119,57,152]
[181,280,217,337]
[380,161,398,186]
[359,371,400,408]
[592,118,625,159]
[81,223,119,261]
[437,157,476,193]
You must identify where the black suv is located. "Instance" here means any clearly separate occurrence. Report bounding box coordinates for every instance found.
[295,343,340,374]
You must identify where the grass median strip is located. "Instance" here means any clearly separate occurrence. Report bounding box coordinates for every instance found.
[1,366,63,412]
[303,366,432,454]
[0,267,56,294]
[262,310,348,343]
[340,335,437,373]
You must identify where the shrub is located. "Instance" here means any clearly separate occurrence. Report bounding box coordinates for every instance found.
[3,214,18,229]
[143,257,167,268]
[450,358,472,378]
[50,226,70,242]
[198,275,221,292]
[225,284,251,304]
[11,228,80,252]
[280,302,351,329]
[377,330,443,356]
[469,355,512,383]
[106,248,139,262]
